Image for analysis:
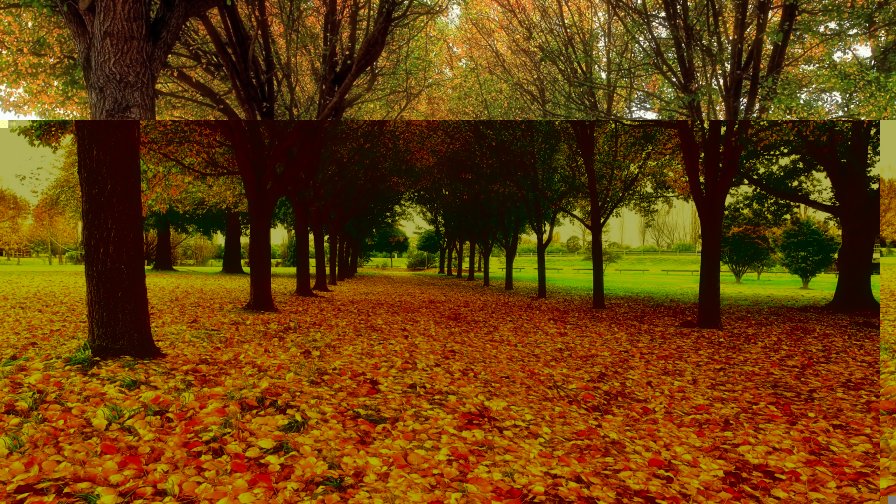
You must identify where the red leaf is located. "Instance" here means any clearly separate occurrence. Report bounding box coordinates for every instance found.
[647,457,666,468]
[184,440,203,450]
[231,460,248,473]
[249,472,273,488]
[99,442,117,455]
[119,455,143,469]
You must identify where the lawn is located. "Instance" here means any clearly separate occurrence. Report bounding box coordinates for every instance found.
[372,252,880,307]
[0,264,880,502]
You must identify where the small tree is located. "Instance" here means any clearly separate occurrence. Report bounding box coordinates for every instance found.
[566,235,581,254]
[583,241,622,272]
[721,226,774,283]
[372,225,410,267]
[777,219,840,289]
[416,228,441,268]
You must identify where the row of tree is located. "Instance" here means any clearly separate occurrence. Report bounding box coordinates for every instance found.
[2,0,888,120]
[15,118,879,359]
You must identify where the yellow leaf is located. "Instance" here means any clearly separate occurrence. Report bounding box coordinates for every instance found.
[257,438,275,450]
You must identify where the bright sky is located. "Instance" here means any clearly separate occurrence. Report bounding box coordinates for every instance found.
[0,122,64,204]
[881,120,895,179]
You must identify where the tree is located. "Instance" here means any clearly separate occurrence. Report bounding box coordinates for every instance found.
[721,226,774,283]
[0,187,31,260]
[416,228,442,269]
[461,0,637,118]
[608,0,810,328]
[567,121,672,309]
[565,236,581,254]
[883,178,896,244]
[373,225,409,267]
[777,219,839,289]
[75,121,160,358]
[504,122,571,298]
[743,121,880,311]
[31,187,79,264]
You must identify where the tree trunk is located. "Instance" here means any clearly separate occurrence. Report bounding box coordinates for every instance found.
[482,243,492,287]
[438,246,446,274]
[338,235,349,280]
[349,244,359,277]
[245,198,276,311]
[828,196,879,311]
[696,207,724,328]
[73,8,159,120]
[153,214,175,271]
[328,232,338,286]
[477,250,483,272]
[312,222,330,291]
[293,202,313,296]
[536,233,547,298]
[446,239,454,276]
[592,228,606,309]
[456,242,464,278]
[801,278,811,289]
[221,211,245,274]
[504,235,518,291]
[75,121,160,358]
[467,240,476,281]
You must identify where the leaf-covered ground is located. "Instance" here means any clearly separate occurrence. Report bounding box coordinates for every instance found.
[0,268,880,503]
[881,261,895,496]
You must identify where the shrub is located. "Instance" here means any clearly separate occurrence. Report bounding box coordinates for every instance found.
[406,251,432,269]
[566,236,582,253]
[721,226,773,283]
[777,218,840,289]
[671,242,696,253]
[64,250,84,265]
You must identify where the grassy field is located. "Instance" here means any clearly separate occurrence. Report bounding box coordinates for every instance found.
[3,253,880,308]
[0,264,881,502]
[381,252,881,307]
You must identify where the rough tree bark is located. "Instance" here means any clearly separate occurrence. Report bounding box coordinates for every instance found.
[338,235,349,280]
[245,198,276,311]
[328,232,338,285]
[446,238,454,276]
[312,222,330,291]
[75,121,160,358]
[456,242,464,278]
[152,214,175,271]
[504,234,519,291]
[293,202,313,296]
[466,241,476,281]
[221,211,245,274]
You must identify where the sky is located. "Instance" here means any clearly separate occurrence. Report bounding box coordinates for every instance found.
[0,121,65,203]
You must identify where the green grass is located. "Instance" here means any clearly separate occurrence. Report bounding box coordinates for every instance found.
[425,251,881,306]
[1,253,881,307]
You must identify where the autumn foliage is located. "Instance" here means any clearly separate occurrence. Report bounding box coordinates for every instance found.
[0,268,880,502]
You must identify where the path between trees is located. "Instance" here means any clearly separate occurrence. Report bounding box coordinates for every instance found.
[0,269,880,502]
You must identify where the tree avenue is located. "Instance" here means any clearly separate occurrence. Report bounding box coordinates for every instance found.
[0,0,884,355]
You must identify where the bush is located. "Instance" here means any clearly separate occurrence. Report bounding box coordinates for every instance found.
[64,250,83,265]
[405,251,432,269]
[180,235,216,266]
[671,242,696,253]
[777,218,840,289]
[721,226,773,283]
[566,236,582,253]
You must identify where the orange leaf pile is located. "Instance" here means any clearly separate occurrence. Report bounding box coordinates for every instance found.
[0,267,880,502]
